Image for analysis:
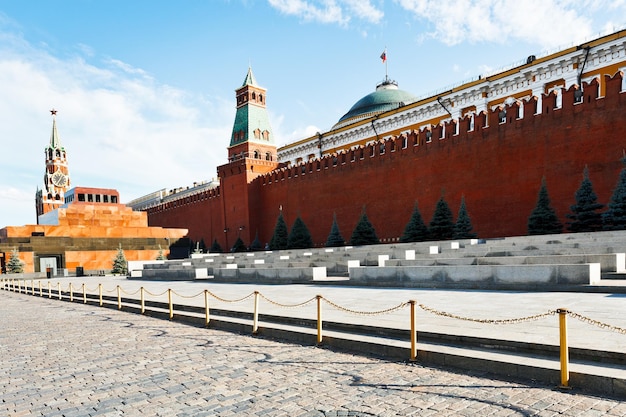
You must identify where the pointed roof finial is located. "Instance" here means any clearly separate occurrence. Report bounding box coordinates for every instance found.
[242,67,257,87]
[49,109,62,149]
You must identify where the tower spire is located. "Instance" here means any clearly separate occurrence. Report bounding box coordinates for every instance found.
[49,109,62,149]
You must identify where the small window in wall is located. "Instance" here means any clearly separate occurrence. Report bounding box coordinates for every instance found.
[111,196,118,203]
[254,150,260,159]
[254,129,261,139]
[103,195,109,203]
[96,194,101,203]
[265,152,272,161]
[87,194,93,202]
[78,193,85,202]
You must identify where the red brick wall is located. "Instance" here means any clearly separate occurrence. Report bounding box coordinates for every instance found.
[148,72,626,248]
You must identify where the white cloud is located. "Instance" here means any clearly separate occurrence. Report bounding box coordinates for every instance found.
[0,29,233,227]
[267,0,384,25]
[395,0,624,48]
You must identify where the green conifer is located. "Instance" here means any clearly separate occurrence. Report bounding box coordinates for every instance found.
[453,196,478,239]
[111,244,128,275]
[269,212,289,250]
[429,197,455,240]
[210,238,223,253]
[400,202,429,243]
[603,161,626,230]
[566,167,604,232]
[325,213,345,247]
[156,245,166,260]
[6,248,24,274]
[231,237,247,253]
[528,178,562,235]
[350,208,379,246]
[249,231,263,251]
[287,216,313,249]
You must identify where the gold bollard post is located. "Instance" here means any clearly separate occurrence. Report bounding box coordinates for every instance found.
[82,283,86,304]
[69,283,73,302]
[57,282,61,300]
[117,285,122,310]
[252,291,260,334]
[204,290,210,327]
[168,289,173,320]
[316,295,323,345]
[557,308,570,388]
[409,300,417,361]
[98,284,103,306]
[140,287,145,314]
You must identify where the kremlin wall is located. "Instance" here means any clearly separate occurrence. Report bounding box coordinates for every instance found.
[141,30,626,250]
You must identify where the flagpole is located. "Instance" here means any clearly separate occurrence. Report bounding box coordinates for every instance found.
[380,47,388,82]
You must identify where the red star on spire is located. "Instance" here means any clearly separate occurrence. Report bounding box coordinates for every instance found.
[50,109,57,116]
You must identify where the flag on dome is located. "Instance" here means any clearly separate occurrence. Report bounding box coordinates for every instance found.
[380,49,387,63]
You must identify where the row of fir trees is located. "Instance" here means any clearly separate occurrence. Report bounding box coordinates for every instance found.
[528,165,626,235]
[209,196,478,253]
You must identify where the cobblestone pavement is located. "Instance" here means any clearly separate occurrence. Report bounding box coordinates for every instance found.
[1,292,625,417]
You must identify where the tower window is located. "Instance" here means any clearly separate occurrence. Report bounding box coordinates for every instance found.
[78,193,85,202]
[265,152,272,161]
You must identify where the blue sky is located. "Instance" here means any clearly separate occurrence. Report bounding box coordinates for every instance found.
[0,0,624,227]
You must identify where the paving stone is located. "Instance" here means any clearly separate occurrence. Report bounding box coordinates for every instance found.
[1,292,623,416]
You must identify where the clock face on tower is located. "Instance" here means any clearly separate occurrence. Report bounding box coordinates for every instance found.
[51,170,67,187]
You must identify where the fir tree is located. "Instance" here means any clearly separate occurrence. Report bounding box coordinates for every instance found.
[111,244,128,275]
[269,212,289,250]
[325,213,345,247]
[453,196,478,239]
[156,245,166,260]
[566,167,604,232]
[6,248,24,274]
[350,208,379,246]
[528,178,562,235]
[249,231,263,251]
[429,197,455,240]
[400,202,429,243]
[603,161,626,230]
[209,238,223,253]
[231,237,247,253]
[287,216,313,249]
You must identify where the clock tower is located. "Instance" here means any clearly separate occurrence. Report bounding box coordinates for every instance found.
[35,109,71,222]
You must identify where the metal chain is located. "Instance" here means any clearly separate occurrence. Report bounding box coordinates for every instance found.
[206,291,255,303]
[118,287,141,296]
[171,290,206,299]
[143,289,169,297]
[567,311,626,335]
[258,293,317,308]
[323,297,409,316]
[418,304,556,324]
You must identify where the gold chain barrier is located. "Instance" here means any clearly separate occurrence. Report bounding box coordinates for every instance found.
[1,277,626,390]
[418,303,557,324]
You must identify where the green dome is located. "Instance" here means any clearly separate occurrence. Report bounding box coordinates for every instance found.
[335,79,417,128]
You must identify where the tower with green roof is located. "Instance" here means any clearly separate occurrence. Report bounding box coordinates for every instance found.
[217,68,280,250]
[228,67,276,163]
